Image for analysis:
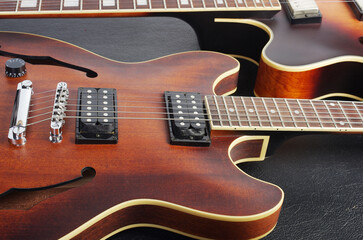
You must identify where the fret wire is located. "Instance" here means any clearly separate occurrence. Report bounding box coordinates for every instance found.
[233,0,238,7]
[323,101,339,129]
[38,0,42,11]
[353,102,363,124]
[80,0,83,10]
[338,101,353,128]
[213,96,223,127]
[15,0,20,12]
[243,0,248,7]
[176,0,181,8]
[222,96,232,127]
[231,97,242,127]
[268,0,273,7]
[212,0,217,8]
[133,0,136,10]
[261,98,273,127]
[148,0,152,8]
[284,99,297,128]
[60,0,63,11]
[260,0,265,7]
[272,98,285,128]
[99,0,101,10]
[240,97,252,127]
[253,0,257,7]
[309,99,323,128]
[296,99,309,128]
[251,97,262,127]
[224,0,229,7]
[190,0,194,8]
[162,0,166,8]
[202,0,206,8]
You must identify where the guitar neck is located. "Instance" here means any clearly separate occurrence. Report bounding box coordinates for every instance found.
[0,0,281,18]
[205,95,363,133]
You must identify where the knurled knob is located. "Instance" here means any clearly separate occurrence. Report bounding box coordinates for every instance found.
[5,58,26,78]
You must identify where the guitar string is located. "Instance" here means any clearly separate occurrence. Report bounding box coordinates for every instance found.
[28,104,363,120]
[27,106,363,121]
[0,0,358,8]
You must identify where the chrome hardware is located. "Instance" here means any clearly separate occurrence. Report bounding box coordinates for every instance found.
[8,80,33,146]
[50,82,69,143]
[286,0,320,19]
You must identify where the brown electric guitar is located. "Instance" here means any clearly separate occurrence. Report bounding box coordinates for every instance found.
[0,31,363,240]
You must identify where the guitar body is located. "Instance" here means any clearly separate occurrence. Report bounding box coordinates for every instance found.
[0,32,283,240]
[186,1,363,98]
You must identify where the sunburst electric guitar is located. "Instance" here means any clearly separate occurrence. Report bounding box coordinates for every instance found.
[0,32,362,240]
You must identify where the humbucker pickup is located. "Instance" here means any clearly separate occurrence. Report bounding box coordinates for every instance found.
[165,91,210,147]
[75,87,118,144]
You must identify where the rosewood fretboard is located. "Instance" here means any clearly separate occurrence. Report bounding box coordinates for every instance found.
[0,0,281,18]
[205,96,363,132]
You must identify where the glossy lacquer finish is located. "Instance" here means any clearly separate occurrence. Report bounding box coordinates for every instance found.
[254,2,363,99]
[0,32,282,240]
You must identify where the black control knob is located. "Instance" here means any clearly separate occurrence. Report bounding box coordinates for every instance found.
[5,58,26,78]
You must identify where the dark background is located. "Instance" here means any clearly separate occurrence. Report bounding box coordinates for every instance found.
[1,17,362,239]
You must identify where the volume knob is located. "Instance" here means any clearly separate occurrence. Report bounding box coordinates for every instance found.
[5,58,26,78]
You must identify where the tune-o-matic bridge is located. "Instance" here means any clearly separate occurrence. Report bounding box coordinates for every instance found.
[8,80,33,146]
[50,82,69,143]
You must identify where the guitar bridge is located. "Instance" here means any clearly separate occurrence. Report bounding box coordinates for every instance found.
[8,80,33,146]
[165,91,210,147]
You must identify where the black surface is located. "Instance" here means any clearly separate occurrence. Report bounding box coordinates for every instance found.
[1,17,362,240]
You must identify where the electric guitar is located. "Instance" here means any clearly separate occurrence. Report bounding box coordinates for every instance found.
[0,31,362,240]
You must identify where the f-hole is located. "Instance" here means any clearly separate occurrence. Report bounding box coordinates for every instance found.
[0,167,96,210]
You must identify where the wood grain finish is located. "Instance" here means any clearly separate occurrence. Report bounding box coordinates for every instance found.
[0,32,283,239]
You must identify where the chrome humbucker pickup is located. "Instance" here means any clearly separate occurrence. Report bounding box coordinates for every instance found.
[50,82,69,143]
[8,80,33,146]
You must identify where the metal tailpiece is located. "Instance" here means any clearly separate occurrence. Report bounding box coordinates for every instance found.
[8,80,33,146]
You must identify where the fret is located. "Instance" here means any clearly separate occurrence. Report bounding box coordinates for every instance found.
[264,0,272,7]
[273,99,294,128]
[298,100,320,128]
[203,0,215,8]
[252,98,271,127]
[270,0,279,6]
[312,100,336,128]
[235,0,246,7]
[233,97,250,127]
[242,97,260,127]
[286,99,308,128]
[265,98,283,128]
[118,0,134,9]
[38,0,42,11]
[81,0,96,10]
[80,0,83,10]
[165,0,178,8]
[150,0,165,8]
[205,96,220,127]
[60,0,63,11]
[231,97,242,128]
[16,0,20,12]
[324,101,349,129]
[41,0,60,10]
[353,102,363,129]
[191,0,203,7]
[222,96,232,127]
[215,96,231,127]
[339,101,363,129]
[212,96,224,127]
[254,0,264,7]
[176,0,181,8]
